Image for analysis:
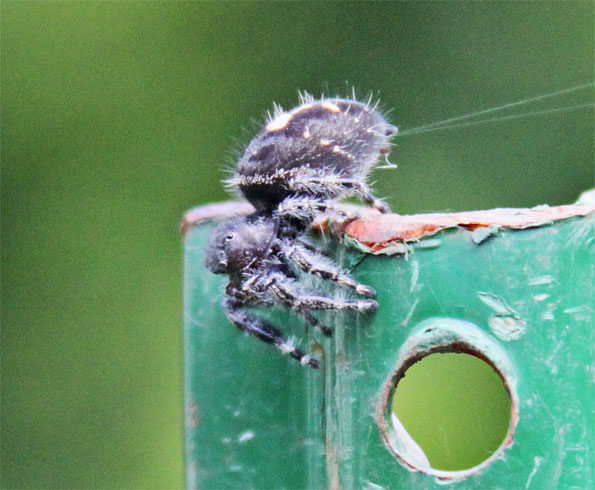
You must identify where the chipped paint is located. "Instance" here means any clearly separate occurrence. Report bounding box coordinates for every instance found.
[532,293,550,302]
[563,305,591,321]
[343,233,410,255]
[488,315,527,342]
[478,292,527,341]
[411,238,443,250]
[471,224,501,244]
[477,292,517,316]
[238,431,255,443]
[341,204,594,255]
[181,201,593,261]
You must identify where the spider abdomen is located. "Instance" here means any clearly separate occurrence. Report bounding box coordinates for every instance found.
[231,97,396,213]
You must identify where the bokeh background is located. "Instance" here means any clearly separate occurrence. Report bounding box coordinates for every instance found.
[2,1,593,488]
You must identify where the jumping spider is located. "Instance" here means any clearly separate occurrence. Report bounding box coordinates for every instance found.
[205,93,397,368]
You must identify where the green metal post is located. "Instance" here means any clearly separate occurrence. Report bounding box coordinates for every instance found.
[183,201,593,489]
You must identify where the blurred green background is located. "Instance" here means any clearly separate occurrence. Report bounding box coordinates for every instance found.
[2,1,593,488]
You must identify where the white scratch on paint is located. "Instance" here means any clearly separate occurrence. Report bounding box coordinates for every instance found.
[238,431,255,443]
[532,293,549,302]
[401,297,420,327]
[541,303,557,321]
[478,291,527,340]
[409,260,420,293]
[563,305,591,321]
[528,275,556,286]
[525,456,544,488]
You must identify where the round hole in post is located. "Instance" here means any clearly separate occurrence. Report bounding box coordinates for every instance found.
[392,352,511,471]
[377,318,519,481]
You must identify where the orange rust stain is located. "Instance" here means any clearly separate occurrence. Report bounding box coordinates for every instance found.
[345,217,440,246]
[187,401,200,429]
[342,204,594,251]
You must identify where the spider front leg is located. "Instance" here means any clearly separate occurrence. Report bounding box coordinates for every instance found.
[278,240,376,297]
[268,273,378,313]
[229,275,332,341]
[297,309,333,337]
[223,297,319,368]
[351,180,391,214]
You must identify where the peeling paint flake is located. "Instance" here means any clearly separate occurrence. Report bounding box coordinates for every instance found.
[411,238,442,250]
[477,292,517,315]
[488,315,527,341]
[471,224,501,244]
[478,292,527,341]
[341,204,594,255]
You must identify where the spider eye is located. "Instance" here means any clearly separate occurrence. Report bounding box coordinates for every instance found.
[224,233,234,242]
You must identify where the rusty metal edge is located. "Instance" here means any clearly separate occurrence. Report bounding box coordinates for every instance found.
[343,203,595,253]
[180,201,255,236]
[179,201,380,236]
[180,200,594,251]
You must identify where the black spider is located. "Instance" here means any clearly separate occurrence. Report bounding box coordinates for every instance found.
[205,93,397,368]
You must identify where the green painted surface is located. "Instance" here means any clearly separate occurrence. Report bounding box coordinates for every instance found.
[183,223,325,489]
[185,212,592,489]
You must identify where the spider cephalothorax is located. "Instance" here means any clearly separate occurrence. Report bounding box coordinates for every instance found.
[205,93,397,368]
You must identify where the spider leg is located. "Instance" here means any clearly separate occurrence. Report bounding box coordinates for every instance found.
[226,282,273,306]
[223,297,319,368]
[351,180,391,214]
[297,308,332,337]
[269,273,378,312]
[230,277,333,337]
[278,241,376,297]
[275,196,345,223]
[288,175,391,213]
